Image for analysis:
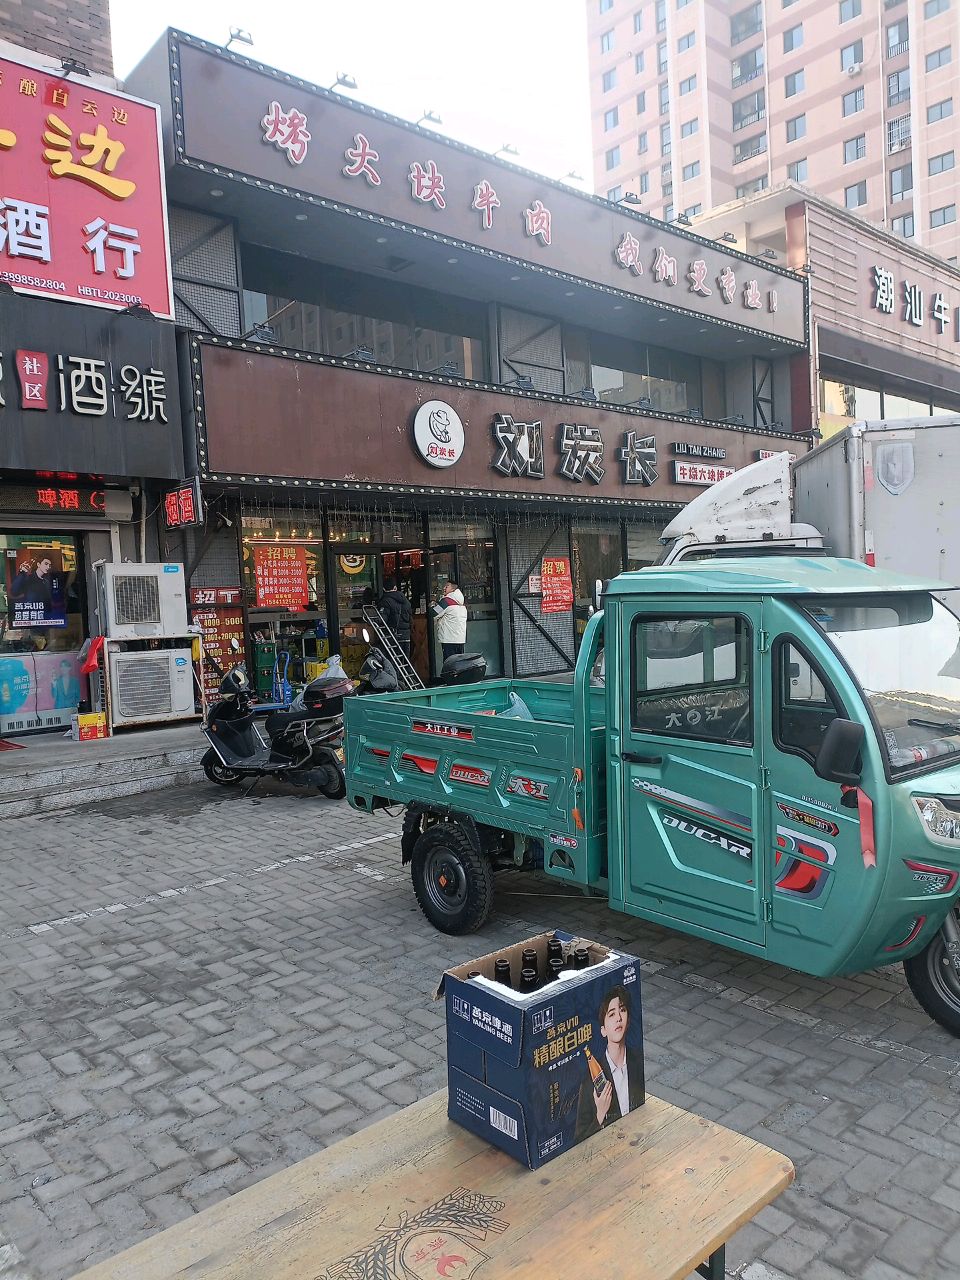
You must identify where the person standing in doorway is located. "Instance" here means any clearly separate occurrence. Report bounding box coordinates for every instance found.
[434,579,467,662]
[379,577,412,658]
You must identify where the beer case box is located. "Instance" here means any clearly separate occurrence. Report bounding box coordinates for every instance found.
[436,930,644,1170]
[71,712,109,742]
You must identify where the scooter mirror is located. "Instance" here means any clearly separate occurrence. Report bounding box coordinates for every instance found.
[230,637,242,652]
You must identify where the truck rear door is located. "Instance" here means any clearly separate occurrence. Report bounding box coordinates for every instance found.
[618,600,766,946]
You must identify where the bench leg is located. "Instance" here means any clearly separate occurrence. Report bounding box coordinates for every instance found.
[695,1244,724,1279]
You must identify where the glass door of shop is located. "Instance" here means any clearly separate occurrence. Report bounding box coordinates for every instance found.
[381,548,430,683]
[0,531,87,735]
[429,541,501,679]
[333,549,377,680]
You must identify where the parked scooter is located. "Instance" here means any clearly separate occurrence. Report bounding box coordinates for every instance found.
[357,630,487,694]
[202,654,354,798]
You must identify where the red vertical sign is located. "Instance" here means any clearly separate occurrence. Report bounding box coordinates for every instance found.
[541,556,573,614]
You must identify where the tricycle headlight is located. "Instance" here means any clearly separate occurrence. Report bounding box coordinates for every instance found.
[914,796,960,843]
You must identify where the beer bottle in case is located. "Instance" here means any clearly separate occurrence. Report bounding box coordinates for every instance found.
[521,947,539,978]
[583,1046,609,1097]
[518,967,538,994]
[467,970,481,979]
[494,958,512,988]
[547,957,565,983]
[573,948,590,970]
[547,938,564,966]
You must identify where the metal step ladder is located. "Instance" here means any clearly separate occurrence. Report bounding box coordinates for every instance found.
[362,605,424,691]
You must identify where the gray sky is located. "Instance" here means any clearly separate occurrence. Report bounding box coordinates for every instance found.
[110,0,595,188]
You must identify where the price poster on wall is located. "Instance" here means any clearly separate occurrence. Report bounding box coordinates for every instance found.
[192,606,246,706]
[541,556,573,614]
[253,544,308,609]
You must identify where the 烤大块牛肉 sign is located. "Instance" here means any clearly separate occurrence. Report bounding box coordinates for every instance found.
[0,54,173,317]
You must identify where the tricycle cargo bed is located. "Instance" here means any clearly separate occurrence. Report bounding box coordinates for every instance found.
[345,677,607,887]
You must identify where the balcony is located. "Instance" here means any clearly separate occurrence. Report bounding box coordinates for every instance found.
[733,108,766,132]
[888,89,910,107]
[731,20,763,45]
[733,139,768,165]
[732,67,764,89]
[887,40,909,57]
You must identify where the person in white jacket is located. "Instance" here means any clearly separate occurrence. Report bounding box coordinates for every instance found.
[433,580,468,661]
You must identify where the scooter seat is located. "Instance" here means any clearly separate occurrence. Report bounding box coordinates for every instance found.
[264,707,309,736]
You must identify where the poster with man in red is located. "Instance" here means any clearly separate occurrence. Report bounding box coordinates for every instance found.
[0,53,173,316]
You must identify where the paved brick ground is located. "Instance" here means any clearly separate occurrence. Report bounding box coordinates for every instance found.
[2,784,960,1279]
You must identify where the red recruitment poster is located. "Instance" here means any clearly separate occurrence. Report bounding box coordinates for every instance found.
[541,556,574,614]
[0,54,173,316]
[253,544,308,609]
[192,606,246,706]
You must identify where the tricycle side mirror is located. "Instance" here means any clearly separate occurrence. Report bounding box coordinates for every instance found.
[814,717,865,786]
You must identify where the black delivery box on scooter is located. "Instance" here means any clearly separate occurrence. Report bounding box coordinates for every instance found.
[436,930,644,1169]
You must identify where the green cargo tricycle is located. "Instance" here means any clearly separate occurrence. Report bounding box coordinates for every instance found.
[346,558,960,1035]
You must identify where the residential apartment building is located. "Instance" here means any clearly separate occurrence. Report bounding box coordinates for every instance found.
[587,0,960,258]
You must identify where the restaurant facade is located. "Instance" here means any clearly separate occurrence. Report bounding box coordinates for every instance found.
[0,46,184,735]
[129,31,813,682]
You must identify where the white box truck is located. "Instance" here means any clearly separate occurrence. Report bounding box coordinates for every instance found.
[659,416,960,585]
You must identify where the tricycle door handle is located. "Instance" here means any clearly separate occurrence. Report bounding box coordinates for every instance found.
[621,751,662,765]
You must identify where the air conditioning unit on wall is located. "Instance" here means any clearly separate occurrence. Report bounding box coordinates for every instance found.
[846,63,862,76]
[97,562,188,639]
[109,649,195,726]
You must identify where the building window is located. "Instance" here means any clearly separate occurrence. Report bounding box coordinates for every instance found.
[656,0,667,30]
[660,122,672,154]
[635,51,645,73]
[657,40,669,73]
[605,145,621,169]
[607,184,623,202]
[840,39,863,69]
[892,212,915,237]
[731,45,765,86]
[931,203,958,227]
[733,88,766,130]
[890,162,913,199]
[930,150,956,175]
[842,86,865,114]
[887,114,911,150]
[600,0,614,10]
[787,158,808,181]
[639,171,650,193]
[736,175,769,196]
[845,180,867,208]
[733,133,767,163]
[887,18,909,55]
[783,24,803,52]
[601,29,615,53]
[925,0,950,15]
[887,69,910,105]
[634,10,643,32]
[785,69,805,97]
[786,114,806,142]
[678,31,696,51]
[926,46,952,70]
[679,75,697,94]
[681,117,699,136]
[682,160,701,179]
[839,0,862,20]
[603,68,617,92]
[659,81,670,113]
[683,203,702,216]
[678,0,693,7]
[664,203,675,221]
[928,98,953,122]
[731,3,763,44]
[638,130,649,152]
[843,133,866,162]
[637,90,647,113]
[605,106,620,130]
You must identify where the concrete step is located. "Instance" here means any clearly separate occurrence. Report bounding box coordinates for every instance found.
[1,747,208,819]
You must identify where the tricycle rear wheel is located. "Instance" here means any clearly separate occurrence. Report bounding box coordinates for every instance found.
[903,914,960,1037]
[410,823,494,935]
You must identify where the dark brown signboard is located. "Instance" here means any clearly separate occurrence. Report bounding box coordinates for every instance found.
[195,338,809,507]
[168,33,805,346]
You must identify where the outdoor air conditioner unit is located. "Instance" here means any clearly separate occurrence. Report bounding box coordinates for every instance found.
[97,562,188,639]
[109,649,195,726]
[846,63,862,75]
[890,140,908,152]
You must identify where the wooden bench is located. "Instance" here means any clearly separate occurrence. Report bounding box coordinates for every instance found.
[70,1091,794,1280]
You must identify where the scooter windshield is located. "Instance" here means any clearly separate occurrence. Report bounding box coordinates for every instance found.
[802,592,960,778]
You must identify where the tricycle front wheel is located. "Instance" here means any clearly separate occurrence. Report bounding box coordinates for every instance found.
[903,912,960,1037]
[411,823,494,935]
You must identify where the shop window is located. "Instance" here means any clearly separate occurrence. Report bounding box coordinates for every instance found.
[0,533,87,736]
[631,615,753,746]
[590,334,700,415]
[241,247,486,380]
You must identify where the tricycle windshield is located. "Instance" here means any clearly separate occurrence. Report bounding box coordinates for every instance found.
[800,593,960,778]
